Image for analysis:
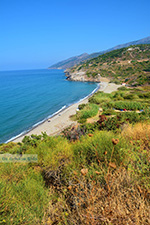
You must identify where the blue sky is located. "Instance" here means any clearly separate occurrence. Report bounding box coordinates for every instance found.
[0,0,150,71]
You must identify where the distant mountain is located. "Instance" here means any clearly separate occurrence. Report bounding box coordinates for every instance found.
[89,36,150,59]
[49,53,89,70]
[48,36,150,69]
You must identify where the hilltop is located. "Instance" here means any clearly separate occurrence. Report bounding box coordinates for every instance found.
[49,36,150,69]
[66,44,150,86]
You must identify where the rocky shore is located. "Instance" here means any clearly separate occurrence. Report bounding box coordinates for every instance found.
[65,69,103,82]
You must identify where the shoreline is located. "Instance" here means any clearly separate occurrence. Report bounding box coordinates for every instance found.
[9,83,100,143]
[12,82,121,143]
[6,84,99,143]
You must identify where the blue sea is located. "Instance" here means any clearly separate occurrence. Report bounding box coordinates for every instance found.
[0,69,98,143]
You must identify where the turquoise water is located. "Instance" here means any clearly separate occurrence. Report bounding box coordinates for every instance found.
[0,69,97,143]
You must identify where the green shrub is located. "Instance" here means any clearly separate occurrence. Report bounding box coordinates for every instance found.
[111,101,144,110]
[77,104,99,120]
[78,118,87,124]
[99,116,120,131]
[89,92,112,104]
[72,131,129,168]
[89,96,111,104]
[121,112,141,123]
[102,109,116,115]
[78,103,86,110]
[80,123,99,134]
[118,86,128,91]
[28,136,72,169]
[124,94,139,100]
[138,92,150,99]
[112,91,126,100]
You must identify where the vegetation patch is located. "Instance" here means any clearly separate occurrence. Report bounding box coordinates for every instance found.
[75,103,99,123]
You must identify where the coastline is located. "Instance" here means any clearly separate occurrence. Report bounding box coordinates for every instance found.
[12,82,121,143]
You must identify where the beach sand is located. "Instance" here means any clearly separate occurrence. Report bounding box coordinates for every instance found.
[13,82,121,143]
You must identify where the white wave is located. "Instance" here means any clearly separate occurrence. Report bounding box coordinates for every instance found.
[5,131,27,143]
[48,105,67,118]
[78,84,100,103]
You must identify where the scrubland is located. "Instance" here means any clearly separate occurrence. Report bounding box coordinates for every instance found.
[0,86,150,224]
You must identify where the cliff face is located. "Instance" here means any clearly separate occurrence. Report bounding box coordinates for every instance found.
[65,69,102,82]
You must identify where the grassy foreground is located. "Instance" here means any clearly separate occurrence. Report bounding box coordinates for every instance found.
[0,87,150,224]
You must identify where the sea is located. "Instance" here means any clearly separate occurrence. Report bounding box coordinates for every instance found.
[0,69,98,143]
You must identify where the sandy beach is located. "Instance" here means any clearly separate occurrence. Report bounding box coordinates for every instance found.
[13,82,121,143]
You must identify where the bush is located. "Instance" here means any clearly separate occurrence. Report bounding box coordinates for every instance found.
[89,96,111,104]
[78,118,87,124]
[97,111,148,131]
[77,104,99,120]
[89,92,112,104]
[102,109,116,115]
[112,91,125,100]
[118,86,128,91]
[80,123,99,134]
[124,94,139,100]
[78,103,86,110]
[31,136,72,170]
[111,101,144,110]
[121,112,142,123]
[138,92,150,99]
[72,131,128,168]
[98,116,120,131]
[63,123,99,141]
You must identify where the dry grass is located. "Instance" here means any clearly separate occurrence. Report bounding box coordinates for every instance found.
[122,122,150,140]
[41,126,150,224]
[122,122,150,151]
[42,169,150,225]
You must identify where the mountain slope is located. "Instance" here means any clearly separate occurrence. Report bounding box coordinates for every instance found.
[88,36,150,60]
[66,44,150,86]
[49,36,150,69]
[49,53,89,69]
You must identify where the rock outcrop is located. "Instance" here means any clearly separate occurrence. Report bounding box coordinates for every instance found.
[65,69,102,82]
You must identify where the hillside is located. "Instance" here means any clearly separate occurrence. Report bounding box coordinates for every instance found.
[49,36,150,69]
[66,44,150,86]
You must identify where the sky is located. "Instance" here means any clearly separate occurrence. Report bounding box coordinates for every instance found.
[0,0,150,71]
